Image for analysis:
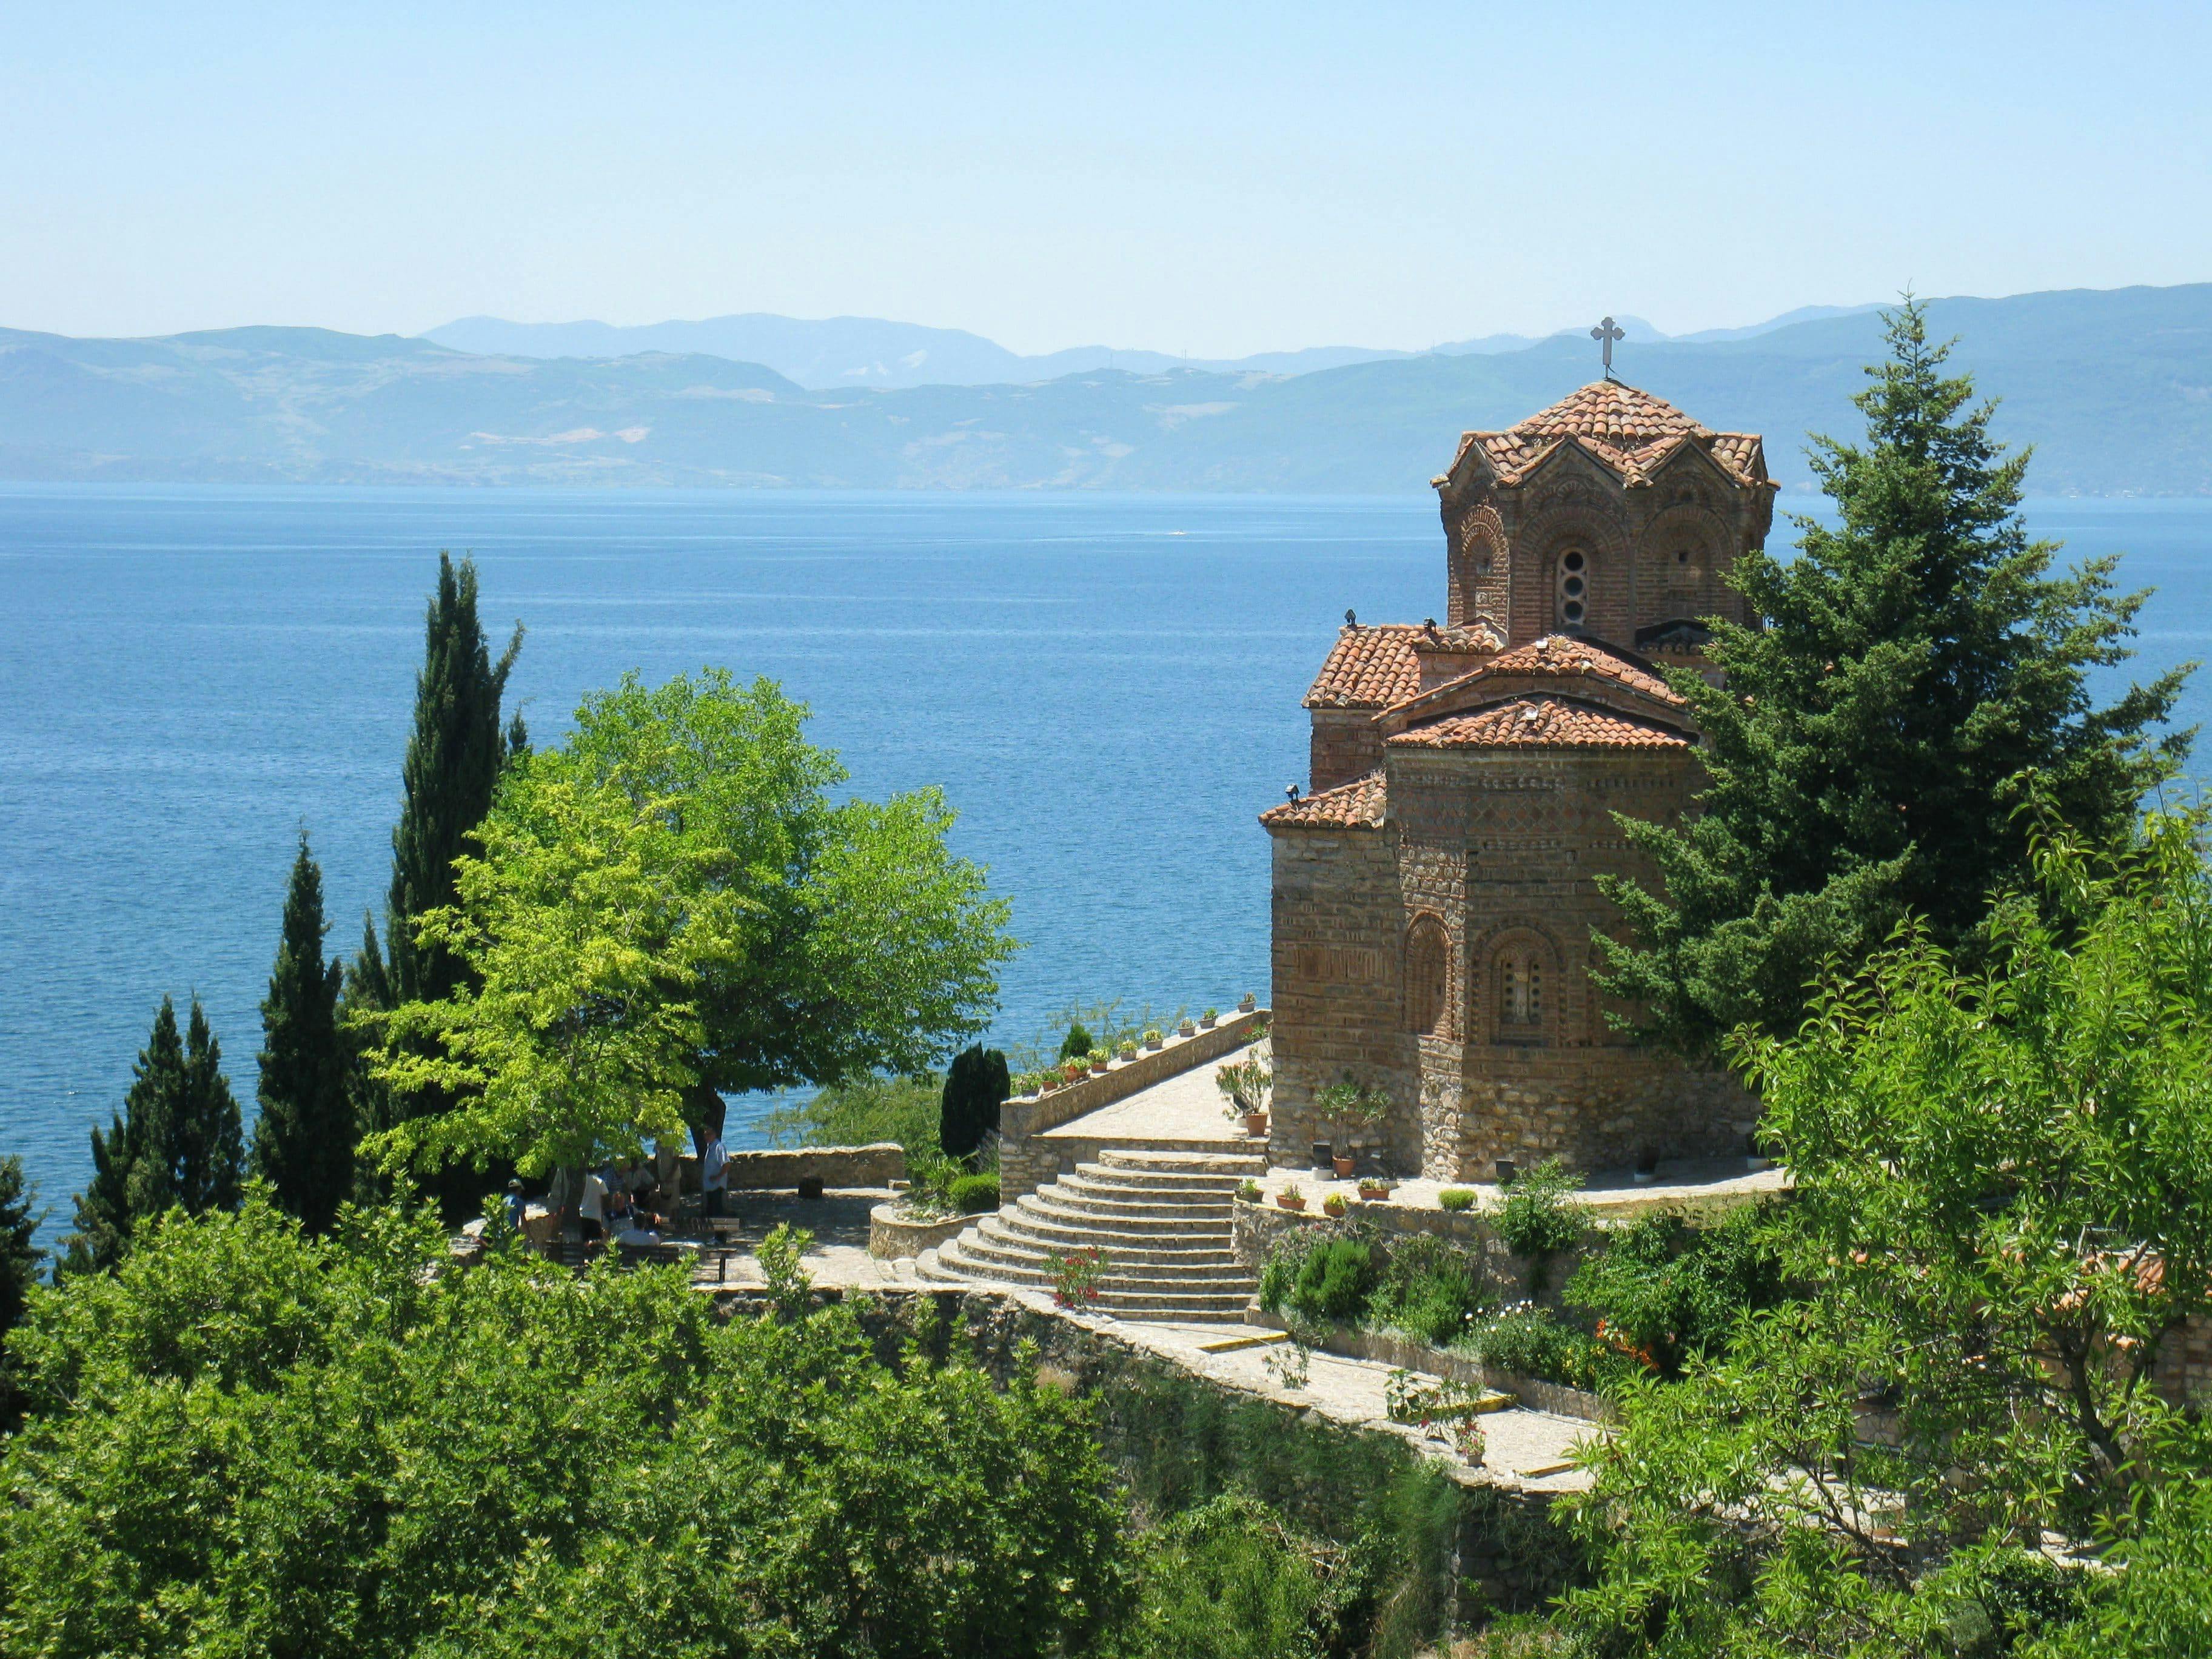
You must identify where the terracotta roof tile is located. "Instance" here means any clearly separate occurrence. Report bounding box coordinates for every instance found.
[1304,625,1425,708]
[1458,381,1760,487]
[1476,634,1685,704]
[1387,696,1692,752]
[1259,769,1388,829]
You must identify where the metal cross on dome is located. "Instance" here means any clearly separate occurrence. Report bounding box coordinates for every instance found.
[1590,316,1625,380]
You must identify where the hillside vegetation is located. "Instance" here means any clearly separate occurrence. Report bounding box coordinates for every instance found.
[3,284,2210,494]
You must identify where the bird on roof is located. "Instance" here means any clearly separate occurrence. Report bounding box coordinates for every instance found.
[1285,783,1302,802]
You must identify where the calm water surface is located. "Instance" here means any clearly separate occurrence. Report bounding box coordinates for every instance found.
[3,487,2208,1247]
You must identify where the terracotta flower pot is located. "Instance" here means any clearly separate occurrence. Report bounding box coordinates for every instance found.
[1244,1111,1268,1138]
[1358,1180,1392,1201]
[1322,1195,1348,1217]
[1333,1155,1355,1179]
[1276,1193,1306,1212]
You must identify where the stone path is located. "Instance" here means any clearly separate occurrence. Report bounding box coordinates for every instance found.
[1039,1050,1260,1147]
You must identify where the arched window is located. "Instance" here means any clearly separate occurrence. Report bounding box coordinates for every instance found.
[1493,946,1546,1044]
[1404,916,1449,1037]
[1555,549,1590,632]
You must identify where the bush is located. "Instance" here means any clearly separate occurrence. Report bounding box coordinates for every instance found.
[939,1045,1010,1162]
[1293,1239,1375,1326]
[1366,1233,1494,1347]
[1564,1204,1783,1377]
[1461,1304,1631,1393]
[1438,1188,1475,1212]
[948,1172,1000,1215]
[1493,1158,1587,1291]
[1120,1493,1325,1659]
[1059,1022,1095,1062]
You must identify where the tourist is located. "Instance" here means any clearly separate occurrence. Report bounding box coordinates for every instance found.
[702,1130,729,1219]
[578,1166,610,1242]
[503,1178,526,1233]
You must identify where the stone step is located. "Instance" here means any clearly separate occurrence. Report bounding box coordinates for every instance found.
[977,1215,1241,1268]
[1069,1163,1252,1195]
[1028,1185,1232,1222]
[1015,1197,1233,1241]
[1096,1148,1265,1176]
[959,1232,1251,1285]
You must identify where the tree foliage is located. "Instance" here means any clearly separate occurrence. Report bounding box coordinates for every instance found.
[1598,299,2189,1053]
[249,831,354,1233]
[0,1195,1126,1658]
[62,996,241,1275]
[370,669,1014,1180]
[1561,806,2212,1655]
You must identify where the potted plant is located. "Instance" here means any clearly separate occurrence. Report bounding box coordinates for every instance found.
[1322,1192,1348,1218]
[1236,1178,1261,1204]
[1315,1073,1392,1179]
[1200,1007,1218,1029]
[1238,993,1257,1012]
[1087,1047,1111,1077]
[1276,1182,1306,1213]
[1216,1049,1272,1139]
[1177,1016,1196,1037]
[1118,1040,1139,1062]
[1358,1177,1392,1201]
[1143,1026,1164,1050]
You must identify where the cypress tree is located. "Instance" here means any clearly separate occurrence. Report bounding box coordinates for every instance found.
[386,552,523,1009]
[251,833,354,1233]
[61,994,241,1273]
[1598,298,2191,1052]
[940,1045,1010,1163]
[361,552,522,1219]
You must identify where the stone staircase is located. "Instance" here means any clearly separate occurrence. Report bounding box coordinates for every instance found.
[917,1147,1263,1322]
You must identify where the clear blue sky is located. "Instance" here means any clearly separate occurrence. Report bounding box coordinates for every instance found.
[6,1,2208,357]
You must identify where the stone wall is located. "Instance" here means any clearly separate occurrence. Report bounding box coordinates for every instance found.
[723,1143,906,1191]
[1233,1190,1602,1312]
[1309,708,1384,794]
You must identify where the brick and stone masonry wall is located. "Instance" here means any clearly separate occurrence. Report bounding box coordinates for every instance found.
[722,1144,907,1190]
[996,1008,1269,1201]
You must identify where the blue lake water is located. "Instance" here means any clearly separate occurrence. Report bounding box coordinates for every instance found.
[2,486,2208,1248]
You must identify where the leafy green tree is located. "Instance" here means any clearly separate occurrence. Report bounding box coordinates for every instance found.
[0,1154,45,1425]
[371,668,1014,1181]
[1560,807,2212,1656]
[0,1195,1127,1657]
[1599,299,2190,1052]
[249,832,354,1233]
[940,1044,1010,1162]
[61,996,242,1275]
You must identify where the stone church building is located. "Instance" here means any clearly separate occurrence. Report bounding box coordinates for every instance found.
[1261,380,1772,1181]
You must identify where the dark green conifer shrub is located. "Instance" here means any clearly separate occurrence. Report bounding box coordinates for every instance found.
[1058,1022,1094,1062]
[250,832,354,1234]
[1293,1239,1375,1325]
[948,1171,1000,1214]
[939,1044,1010,1162]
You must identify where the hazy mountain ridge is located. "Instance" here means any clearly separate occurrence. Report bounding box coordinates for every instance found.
[4,284,2210,495]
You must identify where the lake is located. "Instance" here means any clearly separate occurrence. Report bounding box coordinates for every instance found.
[3,486,2207,1247]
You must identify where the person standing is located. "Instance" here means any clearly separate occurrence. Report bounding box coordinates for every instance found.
[701,1131,729,1220]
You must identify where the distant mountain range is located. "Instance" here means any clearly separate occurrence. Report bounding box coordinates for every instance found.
[420,304,1878,391]
[2,285,2207,495]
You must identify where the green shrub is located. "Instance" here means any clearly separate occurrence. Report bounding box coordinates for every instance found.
[1437,1188,1475,1212]
[1293,1239,1375,1326]
[1059,1022,1095,1062]
[905,1149,965,1214]
[1564,1203,1783,1377]
[1461,1305,1631,1393]
[762,1071,943,1152]
[1121,1493,1324,1659]
[1493,1158,1587,1261]
[939,1045,1010,1162]
[948,1172,1000,1215]
[1366,1233,1493,1347]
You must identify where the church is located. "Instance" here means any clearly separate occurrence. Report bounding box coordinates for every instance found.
[1261,375,1772,1181]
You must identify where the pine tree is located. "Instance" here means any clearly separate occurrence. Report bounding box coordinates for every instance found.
[1598,298,2191,1053]
[61,994,242,1272]
[251,833,354,1233]
[939,1045,1010,1162]
[361,552,523,1221]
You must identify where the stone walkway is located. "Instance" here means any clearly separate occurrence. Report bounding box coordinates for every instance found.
[1038,1049,1257,1147]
